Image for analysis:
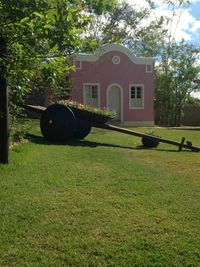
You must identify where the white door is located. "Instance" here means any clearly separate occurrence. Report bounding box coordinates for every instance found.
[108,85,121,121]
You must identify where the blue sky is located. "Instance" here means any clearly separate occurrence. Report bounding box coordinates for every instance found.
[125,0,200,97]
[185,0,200,43]
[190,1,200,21]
[126,0,200,44]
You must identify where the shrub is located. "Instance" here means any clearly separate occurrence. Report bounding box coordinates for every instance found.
[10,117,30,144]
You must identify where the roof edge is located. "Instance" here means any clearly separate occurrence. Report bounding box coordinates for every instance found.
[76,44,154,64]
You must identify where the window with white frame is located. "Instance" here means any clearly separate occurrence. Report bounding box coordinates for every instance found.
[75,60,82,70]
[146,64,152,73]
[129,85,144,109]
[83,84,99,107]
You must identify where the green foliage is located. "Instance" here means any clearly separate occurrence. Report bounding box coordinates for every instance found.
[0,0,116,138]
[0,0,116,95]
[9,117,30,143]
[155,41,200,126]
[80,0,153,51]
[84,0,117,15]
[80,0,175,56]
[186,95,200,107]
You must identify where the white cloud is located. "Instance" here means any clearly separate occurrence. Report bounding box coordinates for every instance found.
[191,91,200,99]
[122,0,200,42]
[154,8,200,41]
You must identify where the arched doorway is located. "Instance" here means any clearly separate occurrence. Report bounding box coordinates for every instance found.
[107,84,123,121]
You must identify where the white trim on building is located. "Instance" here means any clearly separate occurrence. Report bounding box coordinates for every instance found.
[76,44,154,65]
[75,60,82,70]
[146,64,153,73]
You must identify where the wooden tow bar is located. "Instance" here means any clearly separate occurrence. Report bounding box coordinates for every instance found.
[23,104,200,152]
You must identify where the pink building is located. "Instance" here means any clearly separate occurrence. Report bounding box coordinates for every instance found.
[71,44,154,126]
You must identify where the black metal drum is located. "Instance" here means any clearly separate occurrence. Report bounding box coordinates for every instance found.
[74,119,91,139]
[40,104,76,141]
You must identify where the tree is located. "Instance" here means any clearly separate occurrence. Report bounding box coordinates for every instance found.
[0,0,116,163]
[0,0,117,112]
[151,0,200,126]
[155,42,200,126]
[80,0,164,53]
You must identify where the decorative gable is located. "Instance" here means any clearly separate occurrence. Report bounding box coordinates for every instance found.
[76,44,154,65]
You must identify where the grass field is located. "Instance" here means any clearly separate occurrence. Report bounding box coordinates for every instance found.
[0,121,200,266]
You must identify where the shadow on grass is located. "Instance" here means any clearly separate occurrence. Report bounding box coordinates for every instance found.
[170,127,200,131]
[26,134,136,150]
[25,134,188,153]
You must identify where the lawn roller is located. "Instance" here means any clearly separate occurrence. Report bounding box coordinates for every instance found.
[23,103,200,152]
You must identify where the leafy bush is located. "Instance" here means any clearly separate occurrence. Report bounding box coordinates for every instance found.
[10,117,30,144]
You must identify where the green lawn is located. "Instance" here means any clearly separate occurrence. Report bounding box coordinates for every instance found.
[0,122,200,267]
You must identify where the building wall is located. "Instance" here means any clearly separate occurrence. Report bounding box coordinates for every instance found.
[71,48,154,124]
